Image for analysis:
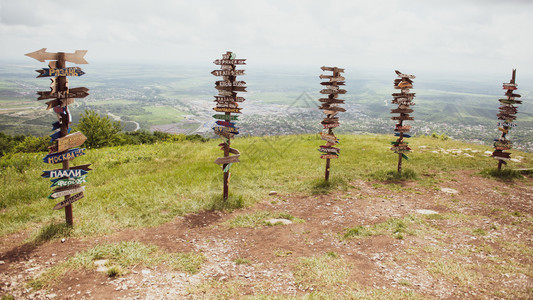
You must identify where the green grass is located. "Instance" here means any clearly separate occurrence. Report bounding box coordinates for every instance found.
[1,134,532,239]
[227,211,304,228]
[479,168,524,180]
[344,215,424,240]
[29,241,204,290]
[293,254,351,290]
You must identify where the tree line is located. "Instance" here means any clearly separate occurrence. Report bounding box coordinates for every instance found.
[0,109,208,156]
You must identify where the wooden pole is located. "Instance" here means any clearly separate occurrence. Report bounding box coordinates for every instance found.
[223,111,230,202]
[397,122,403,175]
[56,53,73,226]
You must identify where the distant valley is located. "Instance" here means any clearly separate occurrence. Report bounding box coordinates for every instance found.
[1,62,532,151]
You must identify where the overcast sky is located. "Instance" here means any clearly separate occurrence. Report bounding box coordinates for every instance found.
[1,0,532,78]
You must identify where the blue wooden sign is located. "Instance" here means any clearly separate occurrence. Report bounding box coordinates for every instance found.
[50,128,71,142]
[52,121,61,130]
[43,148,85,164]
[42,164,92,178]
[36,67,85,78]
[394,133,411,138]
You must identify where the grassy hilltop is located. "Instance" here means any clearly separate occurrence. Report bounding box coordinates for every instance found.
[2,133,531,238]
[1,133,533,299]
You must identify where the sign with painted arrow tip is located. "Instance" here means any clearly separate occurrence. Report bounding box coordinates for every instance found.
[37,87,89,100]
[43,148,85,164]
[50,175,88,188]
[212,114,239,121]
[55,132,87,153]
[214,96,245,102]
[213,107,241,113]
[216,80,246,87]
[213,59,246,65]
[53,192,84,210]
[36,67,85,78]
[320,88,346,94]
[25,48,89,64]
[320,154,338,159]
[319,74,345,81]
[48,184,85,199]
[320,132,339,144]
[211,69,245,76]
[321,66,345,73]
[216,121,237,127]
[214,155,240,165]
[42,164,92,178]
[213,126,239,134]
[395,70,416,79]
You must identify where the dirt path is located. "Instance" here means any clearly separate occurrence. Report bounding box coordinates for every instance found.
[1,171,532,299]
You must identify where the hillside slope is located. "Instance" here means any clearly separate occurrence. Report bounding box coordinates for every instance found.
[1,134,532,299]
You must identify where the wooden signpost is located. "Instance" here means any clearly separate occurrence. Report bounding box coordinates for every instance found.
[212,51,246,201]
[390,70,416,175]
[26,48,90,226]
[492,69,521,170]
[318,66,345,181]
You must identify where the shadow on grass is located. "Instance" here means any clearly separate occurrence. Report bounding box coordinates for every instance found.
[311,178,348,195]
[368,169,418,183]
[479,168,524,181]
[0,221,72,265]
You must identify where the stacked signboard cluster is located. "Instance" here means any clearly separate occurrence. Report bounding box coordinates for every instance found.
[318,66,346,180]
[25,48,91,225]
[390,70,416,174]
[211,51,246,200]
[492,69,522,169]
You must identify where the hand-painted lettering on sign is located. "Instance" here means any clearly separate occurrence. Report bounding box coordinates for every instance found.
[53,192,84,210]
[43,148,85,164]
[36,67,85,78]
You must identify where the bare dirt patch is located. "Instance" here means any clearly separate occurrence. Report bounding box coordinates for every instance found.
[1,171,532,299]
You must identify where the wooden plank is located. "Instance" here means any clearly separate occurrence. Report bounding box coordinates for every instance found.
[497,122,517,127]
[214,155,240,165]
[213,59,246,65]
[216,85,247,92]
[320,88,346,94]
[213,126,239,134]
[319,98,345,104]
[498,99,522,105]
[320,132,338,144]
[321,66,345,73]
[319,146,340,154]
[36,67,85,78]
[49,128,71,142]
[211,69,245,76]
[56,132,87,153]
[390,108,414,114]
[319,105,346,112]
[216,80,246,87]
[216,121,237,127]
[49,185,85,199]
[321,81,345,86]
[213,107,241,113]
[323,122,339,129]
[25,48,89,64]
[216,102,239,108]
[53,192,84,210]
[391,116,414,121]
[320,154,338,159]
[395,70,416,79]
[42,164,92,178]
[319,74,345,81]
[392,93,416,97]
[37,87,89,100]
[212,114,239,121]
[214,95,245,102]
[50,175,88,188]
[43,148,85,164]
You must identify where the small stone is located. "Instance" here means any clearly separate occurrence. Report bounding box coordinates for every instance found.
[265,219,293,225]
[440,188,458,194]
[141,269,151,275]
[61,238,66,243]
[269,191,277,196]
[0,260,4,265]
[415,209,439,215]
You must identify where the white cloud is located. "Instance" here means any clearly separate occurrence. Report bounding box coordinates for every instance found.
[1,0,532,78]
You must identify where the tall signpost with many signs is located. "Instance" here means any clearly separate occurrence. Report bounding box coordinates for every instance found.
[25,48,90,226]
[390,70,416,175]
[492,69,522,170]
[318,66,346,181]
[212,51,246,201]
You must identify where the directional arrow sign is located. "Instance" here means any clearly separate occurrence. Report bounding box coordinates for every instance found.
[320,154,339,159]
[319,98,345,104]
[395,70,416,79]
[214,155,240,165]
[43,148,85,164]
[213,126,239,134]
[213,59,246,65]
[214,96,245,102]
[213,107,241,113]
[37,87,89,100]
[216,80,246,87]
[320,88,346,94]
[25,48,88,64]
[49,185,85,199]
[212,114,239,121]
[216,121,237,127]
[321,66,345,73]
[321,81,345,86]
[50,175,88,188]
[319,105,346,112]
[53,192,84,210]
[56,132,87,153]
[319,75,345,81]
[42,164,92,178]
[50,128,71,142]
[216,85,247,92]
[36,67,85,78]
[211,69,245,76]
